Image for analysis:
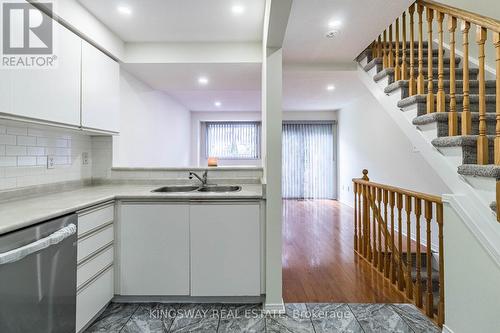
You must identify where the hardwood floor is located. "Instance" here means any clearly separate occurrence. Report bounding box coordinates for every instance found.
[282,199,407,303]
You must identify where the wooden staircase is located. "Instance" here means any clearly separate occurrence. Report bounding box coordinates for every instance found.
[353,0,500,328]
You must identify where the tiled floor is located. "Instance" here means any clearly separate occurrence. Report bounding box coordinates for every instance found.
[84,302,441,333]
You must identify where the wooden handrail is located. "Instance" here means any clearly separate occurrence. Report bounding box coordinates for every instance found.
[353,170,444,326]
[418,0,500,32]
[353,179,442,204]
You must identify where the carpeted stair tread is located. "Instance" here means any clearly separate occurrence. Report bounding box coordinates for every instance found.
[385,79,496,95]
[457,164,500,179]
[490,201,496,213]
[397,94,497,109]
[373,67,479,84]
[431,135,495,148]
[412,113,497,137]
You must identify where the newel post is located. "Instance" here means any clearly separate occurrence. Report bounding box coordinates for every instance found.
[362,169,369,181]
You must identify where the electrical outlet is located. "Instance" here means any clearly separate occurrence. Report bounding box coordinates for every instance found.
[82,152,89,165]
[47,156,55,169]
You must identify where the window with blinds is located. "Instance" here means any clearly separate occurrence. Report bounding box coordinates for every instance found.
[205,122,261,160]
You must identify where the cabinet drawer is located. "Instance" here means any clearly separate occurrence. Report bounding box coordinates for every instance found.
[78,225,114,263]
[77,246,113,290]
[78,204,114,237]
[76,267,113,333]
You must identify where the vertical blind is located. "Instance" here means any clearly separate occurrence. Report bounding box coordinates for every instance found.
[282,123,335,199]
[206,122,261,159]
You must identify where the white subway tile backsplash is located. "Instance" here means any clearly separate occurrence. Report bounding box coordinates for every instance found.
[56,139,68,148]
[0,134,16,145]
[6,126,27,136]
[27,146,46,156]
[0,120,108,192]
[0,157,17,167]
[36,137,49,146]
[17,135,37,146]
[18,156,37,166]
[36,156,47,166]
[6,145,27,156]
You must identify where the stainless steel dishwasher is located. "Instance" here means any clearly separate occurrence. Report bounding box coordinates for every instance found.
[0,214,78,333]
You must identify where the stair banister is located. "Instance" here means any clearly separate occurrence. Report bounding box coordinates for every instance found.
[353,170,444,326]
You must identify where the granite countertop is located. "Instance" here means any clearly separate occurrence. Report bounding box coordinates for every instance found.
[0,183,263,236]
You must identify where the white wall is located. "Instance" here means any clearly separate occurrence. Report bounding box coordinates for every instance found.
[337,89,450,207]
[444,199,500,333]
[113,70,191,168]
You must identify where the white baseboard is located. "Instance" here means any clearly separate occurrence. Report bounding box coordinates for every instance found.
[442,324,455,333]
[263,298,285,314]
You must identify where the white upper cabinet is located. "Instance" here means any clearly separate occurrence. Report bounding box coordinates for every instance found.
[0,70,12,115]
[81,41,120,133]
[11,18,81,126]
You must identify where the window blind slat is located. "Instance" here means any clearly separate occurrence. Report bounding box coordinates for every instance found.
[206,122,261,159]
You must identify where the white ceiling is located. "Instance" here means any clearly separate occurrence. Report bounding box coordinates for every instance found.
[122,63,261,112]
[78,0,266,42]
[283,70,365,111]
[283,0,412,64]
[79,0,411,112]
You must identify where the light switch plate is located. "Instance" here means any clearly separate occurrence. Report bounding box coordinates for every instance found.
[47,156,55,169]
[82,152,89,165]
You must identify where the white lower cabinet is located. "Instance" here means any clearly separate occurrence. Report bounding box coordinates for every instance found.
[119,204,190,295]
[76,204,115,333]
[76,267,114,332]
[190,203,261,296]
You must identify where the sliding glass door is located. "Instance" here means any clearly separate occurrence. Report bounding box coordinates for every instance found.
[282,122,336,199]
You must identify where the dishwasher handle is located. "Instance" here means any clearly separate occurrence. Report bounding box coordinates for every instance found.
[0,223,77,265]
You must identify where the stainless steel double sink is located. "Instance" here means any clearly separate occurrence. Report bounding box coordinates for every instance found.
[152,185,242,193]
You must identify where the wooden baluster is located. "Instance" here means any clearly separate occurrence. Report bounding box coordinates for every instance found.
[409,5,416,95]
[397,193,404,291]
[401,13,408,80]
[405,195,413,299]
[395,18,401,81]
[414,198,423,308]
[448,17,458,136]
[437,204,445,326]
[476,26,488,164]
[461,22,472,135]
[389,24,394,68]
[417,4,425,94]
[494,32,500,164]
[377,188,384,273]
[371,186,377,265]
[389,191,397,284]
[358,183,363,251]
[436,12,446,112]
[383,190,390,278]
[427,8,435,113]
[383,30,389,68]
[362,170,370,258]
[424,201,434,317]
[354,183,358,252]
[377,35,382,58]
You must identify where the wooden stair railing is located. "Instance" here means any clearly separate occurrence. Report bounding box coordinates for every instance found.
[368,0,500,164]
[353,170,444,326]
[366,1,500,222]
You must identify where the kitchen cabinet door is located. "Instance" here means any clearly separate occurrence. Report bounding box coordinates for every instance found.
[11,17,81,126]
[119,204,189,295]
[190,203,261,296]
[81,41,120,133]
[0,69,12,115]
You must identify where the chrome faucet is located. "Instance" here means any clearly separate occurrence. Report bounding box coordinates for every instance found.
[189,171,208,186]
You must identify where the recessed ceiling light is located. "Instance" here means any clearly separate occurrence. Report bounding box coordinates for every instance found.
[328,20,342,28]
[214,101,222,107]
[326,85,336,91]
[117,5,132,16]
[198,76,209,85]
[232,4,245,15]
